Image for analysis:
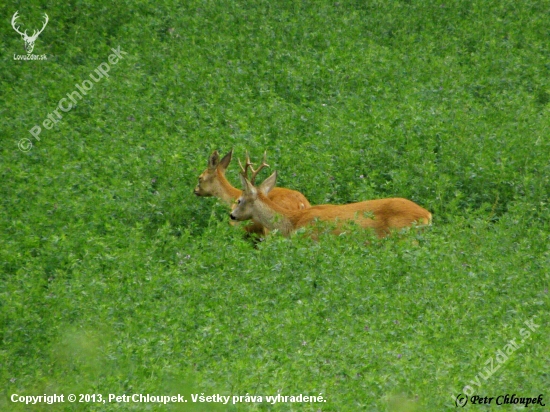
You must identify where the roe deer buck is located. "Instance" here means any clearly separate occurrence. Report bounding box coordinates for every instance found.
[194,149,311,234]
[230,166,432,238]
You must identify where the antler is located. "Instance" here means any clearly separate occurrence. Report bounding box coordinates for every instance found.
[11,12,27,37]
[238,151,269,184]
[238,156,251,179]
[29,13,49,41]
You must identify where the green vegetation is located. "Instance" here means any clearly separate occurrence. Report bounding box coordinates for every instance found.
[1,0,548,410]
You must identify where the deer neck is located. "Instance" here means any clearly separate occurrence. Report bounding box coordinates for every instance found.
[216,169,242,206]
[254,193,297,236]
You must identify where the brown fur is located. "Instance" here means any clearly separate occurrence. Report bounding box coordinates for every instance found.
[265,195,431,237]
[231,171,432,238]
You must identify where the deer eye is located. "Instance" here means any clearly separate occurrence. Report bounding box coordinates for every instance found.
[237,199,241,204]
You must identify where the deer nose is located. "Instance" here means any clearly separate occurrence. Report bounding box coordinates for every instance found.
[230,213,237,220]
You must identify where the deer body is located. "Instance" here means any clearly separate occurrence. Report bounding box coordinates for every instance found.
[230,171,432,238]
[194,150,310,234]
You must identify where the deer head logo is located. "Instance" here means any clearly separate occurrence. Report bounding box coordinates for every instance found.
[11,11,49,54]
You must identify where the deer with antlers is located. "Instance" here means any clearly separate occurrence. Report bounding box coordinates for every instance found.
[194,149,310,235]
[11,11,49,54]
[230,160,432,238]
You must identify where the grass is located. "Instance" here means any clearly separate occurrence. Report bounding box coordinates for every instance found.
[1,0,549,411]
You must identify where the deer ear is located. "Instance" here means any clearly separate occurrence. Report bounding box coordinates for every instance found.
[208,151,220,170]
[259,171,277,196]
[218,149,233,172]
[239,174,257,197]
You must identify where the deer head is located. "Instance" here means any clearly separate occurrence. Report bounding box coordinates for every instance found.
[230,156,276,222]
[194,149,236,202]
[12,11,49,54]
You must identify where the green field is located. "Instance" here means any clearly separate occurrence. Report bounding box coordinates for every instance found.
[1,1,549,411]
